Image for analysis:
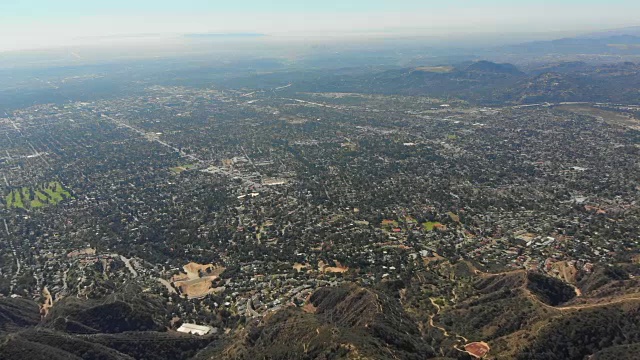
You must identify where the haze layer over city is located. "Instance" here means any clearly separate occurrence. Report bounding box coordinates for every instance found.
[1,1,640,359]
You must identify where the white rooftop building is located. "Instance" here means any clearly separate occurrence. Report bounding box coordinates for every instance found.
[177,323,213,336]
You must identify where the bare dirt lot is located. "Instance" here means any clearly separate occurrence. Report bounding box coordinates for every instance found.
[169,262,226,299]
[465,341,490,358]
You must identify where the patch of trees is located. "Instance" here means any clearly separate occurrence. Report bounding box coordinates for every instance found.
[518,304,640,360]
[0,297,40,334]
[527,272,576,306]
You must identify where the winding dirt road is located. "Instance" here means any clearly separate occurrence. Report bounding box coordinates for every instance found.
[427,297,485,358]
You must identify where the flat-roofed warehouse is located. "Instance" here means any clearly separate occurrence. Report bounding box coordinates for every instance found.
[177,323,213,336]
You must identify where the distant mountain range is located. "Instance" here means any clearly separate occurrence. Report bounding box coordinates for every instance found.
[580,26,640,39]
[183,33,267,38]
[231,60,640,105]
[499,26,640,55]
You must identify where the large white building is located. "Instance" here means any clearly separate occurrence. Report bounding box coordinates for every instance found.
[177,323,213,336]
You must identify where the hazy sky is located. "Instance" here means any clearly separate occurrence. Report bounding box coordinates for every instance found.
[2,0,639,52]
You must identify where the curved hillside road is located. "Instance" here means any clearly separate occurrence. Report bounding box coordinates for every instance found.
[120,255,138,277]
[157,278,176,294]
[428,297,478,357]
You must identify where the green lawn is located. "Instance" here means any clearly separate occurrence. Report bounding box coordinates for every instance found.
[44,188,63,203]
[4,181,73,210]
[5,191,13,208]
[35,190,48,201]
[423,222,442,231]
[53,182,72,198]
[13,190,24,209]
[30,199,44,208]
[21,187,30,201]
